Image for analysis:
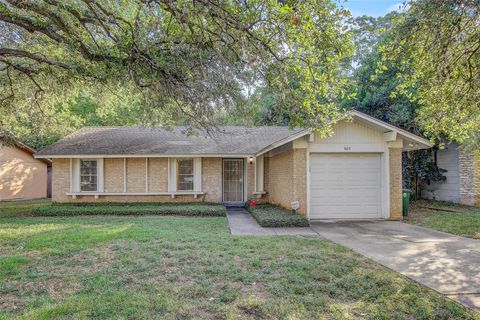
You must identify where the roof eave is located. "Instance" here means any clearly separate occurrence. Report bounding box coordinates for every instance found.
[352,111,432,150]
[254,129,312,157]
[34,153,255,159]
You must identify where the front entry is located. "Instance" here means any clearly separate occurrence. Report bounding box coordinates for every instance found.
[222,158,244,203]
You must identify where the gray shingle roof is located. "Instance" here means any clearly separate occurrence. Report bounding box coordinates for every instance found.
[36,126,306,156]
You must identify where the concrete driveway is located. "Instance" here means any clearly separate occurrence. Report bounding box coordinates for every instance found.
[310,221,480,311]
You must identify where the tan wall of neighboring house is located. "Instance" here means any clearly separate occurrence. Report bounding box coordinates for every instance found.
[0,145,48,201]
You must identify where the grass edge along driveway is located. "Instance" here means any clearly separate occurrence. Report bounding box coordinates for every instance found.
[0,213,478,319]
[407,200,480,239]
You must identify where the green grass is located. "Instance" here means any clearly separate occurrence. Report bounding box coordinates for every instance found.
[0,199,51,218]
[30,202,226,217]
[248,204,309,227]
[406,200,480,239]
[0,203,478,319]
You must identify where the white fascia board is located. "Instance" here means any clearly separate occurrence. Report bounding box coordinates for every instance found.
[255,129,311,157]
[35,153,253,159]
[352,110,433,149]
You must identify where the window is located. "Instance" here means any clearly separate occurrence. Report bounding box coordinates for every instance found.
[177,159,194,191]
[80,160,97,191]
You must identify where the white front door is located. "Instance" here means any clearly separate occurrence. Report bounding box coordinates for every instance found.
[310,153,383,219]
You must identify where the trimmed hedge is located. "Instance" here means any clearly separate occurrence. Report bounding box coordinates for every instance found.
[31,202,226,217]
[247,204,309,227]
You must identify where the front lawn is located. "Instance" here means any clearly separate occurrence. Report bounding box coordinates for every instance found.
[407,200,480,239]
[247,204,309,227]
[0,210,477,319]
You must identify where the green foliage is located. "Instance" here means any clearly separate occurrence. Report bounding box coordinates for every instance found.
[0,0,354,146]
[344,14,420,134]
[247,204,309,227]
[30,202,226,217]
[403,149,448,191]
[344,15,446,194]
[347,14,396,71]
[380,0,480,151]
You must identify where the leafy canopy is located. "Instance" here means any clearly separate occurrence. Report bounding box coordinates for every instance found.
[380,0,480,151]
[0,0,353,147]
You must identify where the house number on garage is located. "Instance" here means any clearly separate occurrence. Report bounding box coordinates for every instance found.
[344,146,352,151]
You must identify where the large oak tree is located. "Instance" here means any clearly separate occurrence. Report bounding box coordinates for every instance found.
[0,0,352,147]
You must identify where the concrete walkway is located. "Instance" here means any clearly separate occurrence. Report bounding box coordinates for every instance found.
[226,210,480,311]
[310,221,480,311]
[226,208,317,236]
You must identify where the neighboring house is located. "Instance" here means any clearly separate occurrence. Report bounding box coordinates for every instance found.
[422,142,480,207]
[0,137,51,201]
[35,111,431,220]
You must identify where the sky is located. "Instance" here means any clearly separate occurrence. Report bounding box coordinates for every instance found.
[339,0,405,17]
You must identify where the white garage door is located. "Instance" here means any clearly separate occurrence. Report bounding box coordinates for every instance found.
[310,153,383,219]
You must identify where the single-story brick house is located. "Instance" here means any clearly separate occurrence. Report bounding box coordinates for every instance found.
[422,142,480,207]
[35,111,431,220]
[1,136,51,201]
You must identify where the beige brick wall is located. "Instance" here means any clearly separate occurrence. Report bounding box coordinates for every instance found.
[126,158,146,193]
[52,158,70,202]
[266,148,307,215]
[52,157,225,203]
[389,148,403,220]
[267,149,294,210]
[292,148,307,215]
[202,158,222,202]
[148,158,168,192]
[104,158,124,193]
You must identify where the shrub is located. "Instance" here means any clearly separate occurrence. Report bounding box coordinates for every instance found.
[31,202,226,217]
[247,204,309,227]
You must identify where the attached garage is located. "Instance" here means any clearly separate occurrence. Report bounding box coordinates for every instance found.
[252,111,431,221]
[309,153,383,219]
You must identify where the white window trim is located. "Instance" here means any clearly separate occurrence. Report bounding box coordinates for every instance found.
[72,158,104,193]
[168,157,201,192]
